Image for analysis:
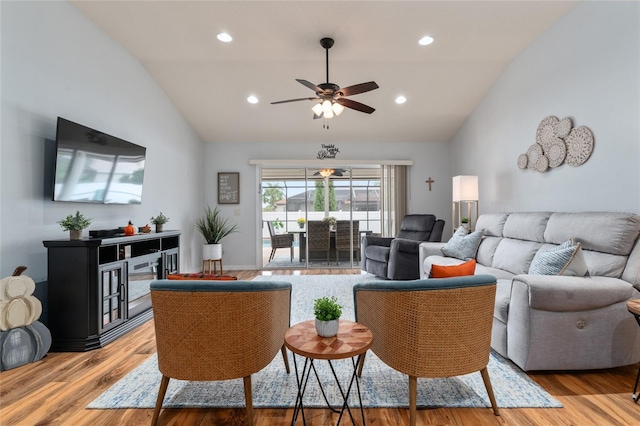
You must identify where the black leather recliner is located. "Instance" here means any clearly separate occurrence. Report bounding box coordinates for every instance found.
[361,214,445,280]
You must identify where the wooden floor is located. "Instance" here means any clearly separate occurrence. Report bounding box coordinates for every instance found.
[1,269,639,425]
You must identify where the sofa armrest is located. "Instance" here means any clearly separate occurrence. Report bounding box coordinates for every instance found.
[391,238,421,254]
[419,242,446,278]
[511,275,636,312]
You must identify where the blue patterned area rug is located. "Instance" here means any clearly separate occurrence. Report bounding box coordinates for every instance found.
[87,274,562,409]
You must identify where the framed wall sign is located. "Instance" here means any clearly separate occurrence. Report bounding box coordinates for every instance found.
[218,172,239,204]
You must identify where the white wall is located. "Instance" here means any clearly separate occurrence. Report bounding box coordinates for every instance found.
[0,1,205,280]
[449,1,640,215]
[204,141,451,269]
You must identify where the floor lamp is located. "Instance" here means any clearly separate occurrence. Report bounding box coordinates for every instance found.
[452,175,479,233]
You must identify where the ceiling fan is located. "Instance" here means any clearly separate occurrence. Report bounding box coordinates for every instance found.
[313,168,348,177]
[271,38,379,122]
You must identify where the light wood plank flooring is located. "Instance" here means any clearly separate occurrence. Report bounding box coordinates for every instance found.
[1,269,639,425]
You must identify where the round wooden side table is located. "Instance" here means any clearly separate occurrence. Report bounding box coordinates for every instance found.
[284,319,373,425]
[627,299,640,403]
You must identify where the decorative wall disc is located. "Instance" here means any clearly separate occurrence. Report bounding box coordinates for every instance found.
[526,143,543,170]
[554,117,573,138]
[565,126,594,166]
[535,155,549,173]
[517,153,528,169]
[546,137,567,168]
[536,116,559,153]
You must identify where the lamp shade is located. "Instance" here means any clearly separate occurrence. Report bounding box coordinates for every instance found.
[452,175,478,202]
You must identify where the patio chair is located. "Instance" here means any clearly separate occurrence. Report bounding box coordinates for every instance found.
[353,275,500,425]
[150,279,292,425]
[335,220,360,264]
[267,221,294,262]
[307,220,331,264]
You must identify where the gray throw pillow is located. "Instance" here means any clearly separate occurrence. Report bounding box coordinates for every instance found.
[529,239,589,276]
[441,226,483,260]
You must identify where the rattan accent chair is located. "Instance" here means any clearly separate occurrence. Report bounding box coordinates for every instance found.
[353,275,500,425]
[150,280,292,425]
[335,220,360,264]
[266,221,294,262]
[307,220,331,264]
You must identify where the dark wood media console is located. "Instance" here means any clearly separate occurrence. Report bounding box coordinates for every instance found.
[43,230,180,351]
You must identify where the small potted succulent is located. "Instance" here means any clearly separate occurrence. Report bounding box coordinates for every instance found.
[313,296,343,337]
[150,212,169,233]
[297,217,306,229]
[58,211,92,240]
[461,217,470,232]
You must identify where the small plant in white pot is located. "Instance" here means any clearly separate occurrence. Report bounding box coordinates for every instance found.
[313,296,343,337]
[58,211,92,240]
[195,205,238,261]
[461,217,470,232]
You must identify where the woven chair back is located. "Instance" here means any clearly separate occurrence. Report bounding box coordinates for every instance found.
[335,220,359,251]
[355,283,495,378]
[307,221,330,251]
[151,286,290,381]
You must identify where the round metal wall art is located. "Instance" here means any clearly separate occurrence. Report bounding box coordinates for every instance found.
[565,126,594,166]
[546,137,567,168]
[526,143,543,170]
[536,116,559,153]
[517,153,528,169]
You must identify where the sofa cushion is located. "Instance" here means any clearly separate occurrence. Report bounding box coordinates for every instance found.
[431,259,476,278]
[441,226,483,260]
[502,212,551,242]
[494,278,513,324]
[544,212,640,256]
[422,255,463,277]
[475,213,509,237]
[475,264,516,280]
[492,239,543,275]
[581,251,628,278]
[476,236,502,267]
[529,240,588,277]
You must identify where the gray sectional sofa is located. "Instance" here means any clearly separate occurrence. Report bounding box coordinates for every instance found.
[419,212,640,371]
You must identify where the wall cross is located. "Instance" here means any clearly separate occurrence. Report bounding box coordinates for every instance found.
[425,177,435,191]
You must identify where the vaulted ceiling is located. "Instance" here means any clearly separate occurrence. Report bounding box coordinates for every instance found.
[71,1,577,143]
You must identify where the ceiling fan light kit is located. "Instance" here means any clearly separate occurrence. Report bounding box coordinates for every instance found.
[271,37,379,128]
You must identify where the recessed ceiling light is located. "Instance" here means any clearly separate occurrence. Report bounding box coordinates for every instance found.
[247,95,259,104]
[418,35,434,46]
[217,32,233,43]
[395,96,407,104]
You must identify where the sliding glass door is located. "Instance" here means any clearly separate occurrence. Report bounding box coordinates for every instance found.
[260,166,381,269]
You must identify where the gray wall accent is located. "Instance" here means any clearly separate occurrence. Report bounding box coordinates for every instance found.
[0,2,205,280]
[449,1,640,215]
[203,141,451,269]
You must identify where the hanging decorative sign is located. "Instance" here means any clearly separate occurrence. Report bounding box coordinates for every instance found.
[317,144,340,160]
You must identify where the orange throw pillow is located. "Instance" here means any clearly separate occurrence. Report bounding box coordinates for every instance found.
[166,273,237,281]
[430,259,476,278]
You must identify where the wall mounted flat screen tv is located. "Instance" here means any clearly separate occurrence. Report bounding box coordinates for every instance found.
[53,117,146,204]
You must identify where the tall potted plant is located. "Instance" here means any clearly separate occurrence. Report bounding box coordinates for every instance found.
[195,205,238,261]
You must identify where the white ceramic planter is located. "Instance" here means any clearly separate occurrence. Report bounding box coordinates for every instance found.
[203,243,222,260]
[315,318,339,337]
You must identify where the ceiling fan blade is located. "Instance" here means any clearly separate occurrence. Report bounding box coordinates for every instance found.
[313,113,323,119]
[271,97,319,105]
[296,79,323,93]
[338,81,379,97]
[336,98,375,114]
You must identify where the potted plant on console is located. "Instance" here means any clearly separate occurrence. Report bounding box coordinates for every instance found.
[58,211,92,240]
[195,205,238,262]
[313,296,342,337]
[150,212,169,233]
